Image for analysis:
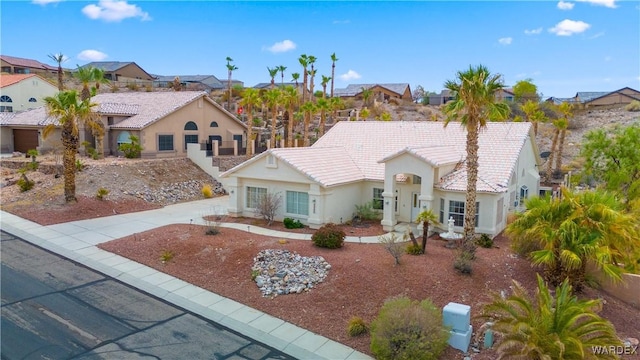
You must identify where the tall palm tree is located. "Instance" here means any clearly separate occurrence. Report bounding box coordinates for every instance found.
[291,72,300,90]
[321,75,331,99]
[74,65,95,101]
[308,55,317,102]
[240,88,262,158]
[546,118,566,182]
[329,96,344,124]
[91,67,110,92]
[74,65,107,157]
[267,66,279,89]
[226,57,238,112]
[330,53,338,98]
[415,210,439,254]
[263,88,281,149]
[361,87,373,108]
[316,97,330,137]
[300,100,316,147]
[47,53,66,91]
[443,65,510,254]
[521,100,543,136]
[277,65,287,87]
[482,274,621,359]
[281,85,299,147]
[554,102,573,176]
[42,90,97,203]
[298,54,309,102]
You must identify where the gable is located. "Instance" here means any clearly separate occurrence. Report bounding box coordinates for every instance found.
[226,153,318,185]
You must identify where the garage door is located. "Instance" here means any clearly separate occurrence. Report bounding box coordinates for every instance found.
[13,129,39,153]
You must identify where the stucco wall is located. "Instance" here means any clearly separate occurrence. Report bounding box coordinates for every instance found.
[0,76,58,112]
[0,127,13,153]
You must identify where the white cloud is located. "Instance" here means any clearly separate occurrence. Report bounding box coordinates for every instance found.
[549,19,591,36]
[77,49,108,61]
[32,0,62,5]
[498,37,513,45]
[557,1,575,10]
[82,0,150,22]
[265,40,296,53]
[589,31,605,39]
[524,27,543,35]
[576,0,617,8]
[339,70,361,81]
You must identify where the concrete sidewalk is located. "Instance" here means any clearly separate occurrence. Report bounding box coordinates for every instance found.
[0,197,373,360]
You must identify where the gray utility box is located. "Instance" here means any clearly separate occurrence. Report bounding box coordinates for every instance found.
[443,302,473,352]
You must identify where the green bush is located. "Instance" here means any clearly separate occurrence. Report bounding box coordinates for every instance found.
[283,217,304,229]
[370,296,450,360]
[75,159,85,172]
[354,201,378,221]
[347,316,369,337]
[96,187,109,200]
[17,174,34,192]
[454,250,473,274]
[476,234,494,248]
[625,100,640,112]
[312,223,345,249]
[118,135,143,158]
[25,162,39,171]
[406,243,423,255]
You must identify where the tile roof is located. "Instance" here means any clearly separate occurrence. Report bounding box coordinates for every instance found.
[252,82,300,89]
[154,75,225,89]
[0,106,55,126]
[575,92,609,102]
[0,74,37,88]
[333,83,409,97]
[79,61,133,72]
[0,55,55,70]
[225,121,534,192]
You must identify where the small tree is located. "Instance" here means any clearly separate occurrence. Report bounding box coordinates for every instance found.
[415,209,439,254]
[379,232,406,266]
[255,192,282,226]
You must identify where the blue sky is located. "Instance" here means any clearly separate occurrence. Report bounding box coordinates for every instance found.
[2,0,638,98]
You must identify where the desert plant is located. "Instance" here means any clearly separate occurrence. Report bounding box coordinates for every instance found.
[415,209,439,254]
[126,82,139,91]
[346,316,369,337]
[312,223,345,249]
[405,243,423,255]
[359,107,370,120]
[454,250,473,274]
[75,159,85,172]
[96,187,109,200]
[254,192,282,226]
[25,162,39,171]
[202,184,213,198]
[110,82,119,92]
[145,84,153,92]
[27,149,38,162]
[17,173,34,192]
[476,233,493,248]
[204,212,226,235]
[625,100,640,111]
[370,296,450,360]
[251,269,260,281]
[354,201,378,221]
[160,250,174,263]
[118,135,143,158]
[379,232,406,265]
[283,217,304,229]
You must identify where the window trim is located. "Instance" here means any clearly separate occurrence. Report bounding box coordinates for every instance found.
[246,186,267,209]
[184,134,198,150]
[448,200,479,227]
[373,188,384,210]
[0,95,13,103]
[184,121,198,131]
[286,191,309,216]
[158,134,174,151]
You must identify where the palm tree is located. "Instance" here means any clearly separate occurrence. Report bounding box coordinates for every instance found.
[361,87,373,108]
[277,65,287,87]
[443,65,510,254]
[263,88,281,149]
[281,85,299,147]
[415,210,439,254]
[226,57,238,112]
[267,66,279,89]
[482,274,621,359]
[546,118,566,182]
[240,88,262,158]
[329,96,344,124]
[554,102,573,176]
[521,100,543,136]
[298,54,309,102]
[91,67,110,92]
[300,100,316,147]
[42,90,97,203]
[308,55,317,102]
[320,75,331,99]
[507,188,640,290]
[47,53,66,91]
[316,97,330,137]
[330,53,338,98]
[74,65,107,157]
[291,72,300,90]
[74,65,95,101]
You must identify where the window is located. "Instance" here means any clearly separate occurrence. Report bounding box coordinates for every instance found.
[520,185,529,205]
[412,175,422,184]
[286,191,309,216]
[496,198,504,226]
[184,121,198,130]
[0,95,13,103]
[184,134,198,149]
[28,97,37,103]
[107,116,114,125]
[158,135,174,151]
[0,106,13,112]
[373,188,384,210]
[246,186,267,208]
[210,121,219,127]
[448,201,479,227]
[439,198,445,223]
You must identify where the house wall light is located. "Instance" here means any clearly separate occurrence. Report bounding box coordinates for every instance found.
[385,200,389,205]
[230,189,234,194]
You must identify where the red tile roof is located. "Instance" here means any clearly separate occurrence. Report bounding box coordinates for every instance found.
[0,74,37,88]
[0,55,53,70]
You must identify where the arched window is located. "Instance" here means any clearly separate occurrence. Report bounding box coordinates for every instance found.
[184,121,198,130]
[210,121,219,127]
[0,95,13,103]
[28,98,37,103]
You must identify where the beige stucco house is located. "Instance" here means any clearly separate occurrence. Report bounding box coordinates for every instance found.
[0,91,247,157]
[0,74,58,113]
[583,87,640,107]
[1,55,60,76]
[220,121,541,237]
[78,61,155,84]
[334,83,412,102]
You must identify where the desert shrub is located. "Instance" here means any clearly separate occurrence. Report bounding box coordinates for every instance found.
[17,173,34,192]
[75,159,85,172]
[81,141,98,159]
[160,250,174,263]
[283,217,304,229]
[25,162,39,171]
[476,234,493,248]
[354,201,378,221]
[119,135,143,158]
[625,100,640,111]
[251,269,260,281]
[406,243,423,255]
[110,83,119,92]
[380,111,392,121]
[254,192,282,226]
[312,223,345,249]
[379,232,405,265]
[202,184,213,198]
[96,187,109,200]
[454,250,474,274]
[370,296,450,360]
[347,316,369,337]
[27,149,38,161]
[126,82,139,91]
[145,84,153,92]
[360,108,370,119]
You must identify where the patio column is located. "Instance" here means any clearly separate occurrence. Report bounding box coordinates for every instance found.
[381,172,397,231]
[233,140,238,156]
[213,141,219,156]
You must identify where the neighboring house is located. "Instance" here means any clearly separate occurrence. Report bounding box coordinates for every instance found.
[0,55,59,76]
[430,88,515,105]
[220,121,540,237]
[582,87,640,107]
[545,97,577,105]
[0,91,248,158]
[334,83,412,102]
[574,91,610,104]
[0,74,59,113]
[77,61,155,83]
[252,82,307,93]
[154,75,225,91]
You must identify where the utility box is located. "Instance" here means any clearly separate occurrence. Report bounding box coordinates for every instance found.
[443,302,472,352]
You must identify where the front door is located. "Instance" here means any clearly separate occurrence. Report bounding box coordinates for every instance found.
[411,192,421,222]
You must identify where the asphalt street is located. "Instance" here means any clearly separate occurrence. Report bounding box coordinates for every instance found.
[1,231,293,360]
